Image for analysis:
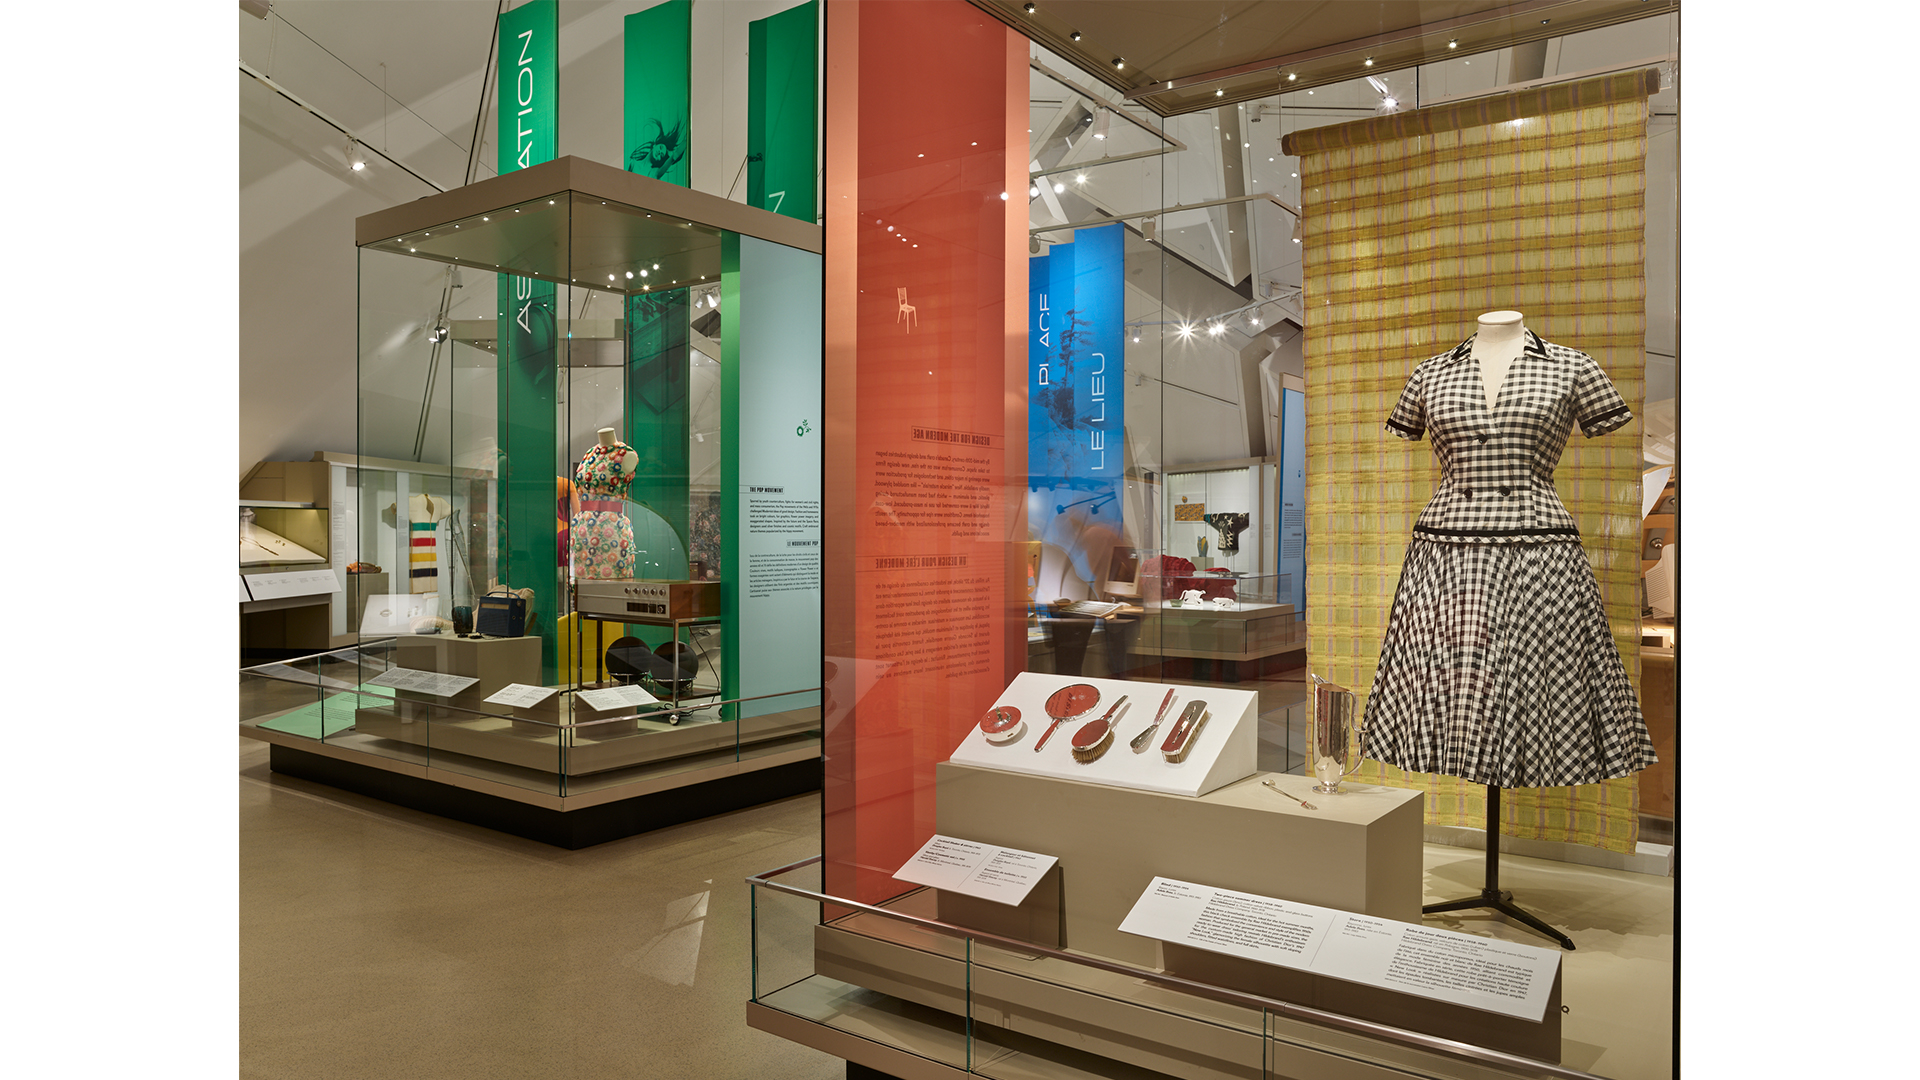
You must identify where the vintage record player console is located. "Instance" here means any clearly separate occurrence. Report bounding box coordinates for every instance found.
[573,579,721,623]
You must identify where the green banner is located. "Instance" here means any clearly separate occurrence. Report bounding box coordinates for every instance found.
[497,0,559,680]
[624,0,691,185]
[622,0,695,660]
[748,0,818,222]
[624,290,692,565]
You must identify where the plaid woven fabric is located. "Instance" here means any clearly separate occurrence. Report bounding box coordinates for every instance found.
[1287,69,1659,851]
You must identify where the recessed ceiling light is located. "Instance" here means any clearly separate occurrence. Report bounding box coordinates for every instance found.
[1069,31,1081,41]
[1112,58,1124,69]
[1022,2,1034,12]
[1216,89,1224,97]
[1448,39,1459,49]
[1286,73,1296,82]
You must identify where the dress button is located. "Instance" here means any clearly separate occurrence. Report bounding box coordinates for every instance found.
[1500,487,1512,496]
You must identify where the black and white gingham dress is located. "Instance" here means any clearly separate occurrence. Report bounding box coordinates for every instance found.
[1363,330,1657,789]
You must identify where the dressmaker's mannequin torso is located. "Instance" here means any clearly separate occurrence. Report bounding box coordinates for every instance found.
[1469,309,1527,410]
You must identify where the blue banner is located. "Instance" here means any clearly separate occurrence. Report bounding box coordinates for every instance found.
[1028,223,1124,591]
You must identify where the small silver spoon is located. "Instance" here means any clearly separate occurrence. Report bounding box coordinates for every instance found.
[1262,779,1317,810]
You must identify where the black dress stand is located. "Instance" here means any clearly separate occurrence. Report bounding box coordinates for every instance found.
[1421,784,1576,951]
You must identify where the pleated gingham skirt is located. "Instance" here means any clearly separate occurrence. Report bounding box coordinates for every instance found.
[1362,538,1657,789]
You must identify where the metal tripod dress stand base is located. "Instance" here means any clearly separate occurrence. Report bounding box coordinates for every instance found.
[1422,784,1576,951]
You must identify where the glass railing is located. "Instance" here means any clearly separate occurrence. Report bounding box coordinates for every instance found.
[241,642,821,798]
[749,856,1608,1080]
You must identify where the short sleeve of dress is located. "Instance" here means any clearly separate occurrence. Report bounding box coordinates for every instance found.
[1573,354,1633,438]
[1384,362,1427,441]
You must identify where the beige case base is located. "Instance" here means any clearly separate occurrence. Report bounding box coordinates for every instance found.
[934,760,1423,968]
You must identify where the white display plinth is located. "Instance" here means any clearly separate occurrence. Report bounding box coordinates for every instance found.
[947,673,1256,797]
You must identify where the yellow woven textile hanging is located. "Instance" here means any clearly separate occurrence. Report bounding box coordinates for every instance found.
[1282,69,1657,854]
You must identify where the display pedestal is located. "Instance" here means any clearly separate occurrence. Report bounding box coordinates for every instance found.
[933,865,1062,950]
[932,761,1422,967]
[392,633,541,716]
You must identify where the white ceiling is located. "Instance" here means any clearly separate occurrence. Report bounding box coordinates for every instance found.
[238,1,1676,479]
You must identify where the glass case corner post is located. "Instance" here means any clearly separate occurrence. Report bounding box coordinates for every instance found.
[498,265,562,685]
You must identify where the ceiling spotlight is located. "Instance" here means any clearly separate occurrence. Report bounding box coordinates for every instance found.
[1363,57,1375,67]
[1076,173,1087,184]
[1112,58,1124,69]
[1176,321,1194,339]
[1030,184,1040,198]
[345,140,366,172]
[1000,191,1010,200]
[1091,108,1110,141]
[1069,30,1081,41]
[1286,72,1297,82]
[1447,38,1459,49]
[1215,89,1224,97]
[1131,332,1140,343]
[1023,2,1034,12]
[1381,96,1398,109]
[626,271,634,279]
[1053,182,1065,193]
[429,325,449,343]
[1209,322,1224,336]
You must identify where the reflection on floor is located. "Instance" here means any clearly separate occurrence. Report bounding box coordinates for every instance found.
[242,702,1671,1080]
[239,736,842,1080]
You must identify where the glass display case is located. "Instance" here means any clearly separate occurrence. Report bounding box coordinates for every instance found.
[240,156,826,846]
[757,3,1678,1079]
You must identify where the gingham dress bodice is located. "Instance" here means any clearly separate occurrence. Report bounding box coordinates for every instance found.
[1385,330,1633,543]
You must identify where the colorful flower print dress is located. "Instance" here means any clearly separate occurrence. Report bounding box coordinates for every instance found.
[570,442,637,580]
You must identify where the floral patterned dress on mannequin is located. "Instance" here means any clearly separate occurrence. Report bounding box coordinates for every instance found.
[571,441,637,579]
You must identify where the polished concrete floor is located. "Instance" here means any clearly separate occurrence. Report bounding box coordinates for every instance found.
[241,728,1671,1080]
[239,736,843,1080]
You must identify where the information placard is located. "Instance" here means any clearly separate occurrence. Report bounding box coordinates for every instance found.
[1119,877,1560,1021]
[892,835,1058,907]
[246,568,343,600]
[365,667,480,698]
[575,683,661,713]
[482,683,562,709]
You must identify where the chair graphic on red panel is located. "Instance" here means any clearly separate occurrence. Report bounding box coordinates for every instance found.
[897,288,918,332]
